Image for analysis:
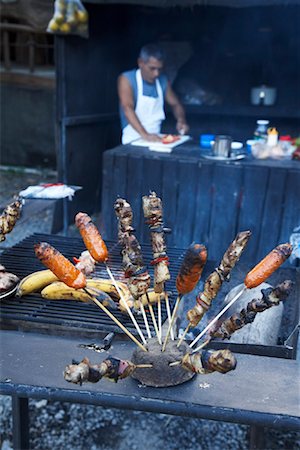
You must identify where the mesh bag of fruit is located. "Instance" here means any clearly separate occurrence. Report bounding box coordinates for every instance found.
[47,0,88,38]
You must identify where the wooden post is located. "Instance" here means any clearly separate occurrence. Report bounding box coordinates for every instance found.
[12,396,30,450]
[3,25,11,70]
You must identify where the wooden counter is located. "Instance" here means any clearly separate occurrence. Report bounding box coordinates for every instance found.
[101,142,300,263]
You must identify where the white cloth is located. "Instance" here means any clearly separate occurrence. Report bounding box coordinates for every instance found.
[122,69,166,145]
[19,184,78,200]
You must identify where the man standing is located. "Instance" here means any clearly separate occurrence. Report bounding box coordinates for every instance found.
[118,43,189,144]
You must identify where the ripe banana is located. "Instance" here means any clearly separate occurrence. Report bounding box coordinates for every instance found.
[86,278,134,311]
[134,291,165,309]
[41,281,116,309]
[16,268,164,314]
[16,269,58,297]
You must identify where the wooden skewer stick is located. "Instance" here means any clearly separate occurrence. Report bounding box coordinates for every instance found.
[146,292,161,345]
[169,339,211,368]
[169,360,181,367]
[177,323,191,347]
[164,291,174,341]
[140,302,152,339]
[105,264,147,345]
[190,286,247,351]
[157,296,162,342]
[84,288,147,352]
[135,364,153,368]
[162,294,182,352]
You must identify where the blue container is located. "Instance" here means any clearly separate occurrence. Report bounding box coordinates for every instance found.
[200,134,215,149]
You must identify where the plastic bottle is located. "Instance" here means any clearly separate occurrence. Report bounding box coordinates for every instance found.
[254,120,269,142]
[267,127,278,146]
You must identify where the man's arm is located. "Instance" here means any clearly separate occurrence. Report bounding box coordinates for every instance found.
[117,75,161,142]
[165,82,189,134]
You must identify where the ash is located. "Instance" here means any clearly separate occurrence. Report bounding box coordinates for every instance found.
[1,167,299,450]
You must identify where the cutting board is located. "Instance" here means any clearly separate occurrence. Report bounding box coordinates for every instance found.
[130,135,191,152]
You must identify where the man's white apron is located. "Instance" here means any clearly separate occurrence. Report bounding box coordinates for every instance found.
[122,69,166,145]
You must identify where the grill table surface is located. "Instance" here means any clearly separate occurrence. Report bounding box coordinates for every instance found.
[1,329,299,430]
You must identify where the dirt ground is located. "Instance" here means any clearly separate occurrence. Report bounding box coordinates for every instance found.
[0,165,299,450]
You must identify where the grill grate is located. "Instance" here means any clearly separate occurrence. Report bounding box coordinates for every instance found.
[0,233,184,337]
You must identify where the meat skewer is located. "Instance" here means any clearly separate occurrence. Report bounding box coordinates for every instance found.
[210,280,293,340]
[162,243,207,352]
[64,356,153,385]
[0,264,19,293]
[34,242,147,352]
[142,192,171,341]
[114,198,160,343]
[178,231,251,346]
[0,197,23,242]
[75,212,147,346]
[169,349,237,375]
[190,242,293,351]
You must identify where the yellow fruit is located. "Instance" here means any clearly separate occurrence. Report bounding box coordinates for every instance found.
[41,281,116,309]
[76,10,88,24]
[86,278,133,311]
[48,19,60,32]
[137,290,165,307]
[53,13,65,25]
[16,270,58,297]
[59,23,71,33]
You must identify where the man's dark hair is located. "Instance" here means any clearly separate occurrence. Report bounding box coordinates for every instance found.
[139,44,164,62]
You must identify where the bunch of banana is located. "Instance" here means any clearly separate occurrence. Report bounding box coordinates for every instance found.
[16,269,165,313]
[16,269,132,311]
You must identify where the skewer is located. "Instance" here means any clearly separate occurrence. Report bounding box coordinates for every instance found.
[83,288,147,352]
[169,360,181,367]
[157,296,162,341]
[140,302,152,339]
[164,291,175,341]
[135,364,153,369]
[170,339,211,368]
[177,323,191,347]
[146,292,162,345]
[105,263,147,345]
[162,294,181,352]
[189,286,246,351]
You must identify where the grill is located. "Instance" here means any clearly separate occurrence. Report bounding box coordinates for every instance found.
[0,233,299,359]
[0,233,182,338]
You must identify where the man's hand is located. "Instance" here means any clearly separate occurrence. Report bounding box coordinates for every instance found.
[165,82,189,136]
[142,133,162,142]
[176,120,189,135]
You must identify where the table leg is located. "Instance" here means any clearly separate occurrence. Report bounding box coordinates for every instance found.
[12,396,30,450]
[249,425,265,450]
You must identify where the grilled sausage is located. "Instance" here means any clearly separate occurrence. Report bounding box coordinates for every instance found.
[244,243,293,289]
[34,242,86,289]
[176,243,207,295]
[75,212,108,263]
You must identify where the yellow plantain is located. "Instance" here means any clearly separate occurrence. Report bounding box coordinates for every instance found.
[86,278,130,297]
[86,278,134,311]
[40,281,116,309]
[16,269,58,297]
[134,291,165,309]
